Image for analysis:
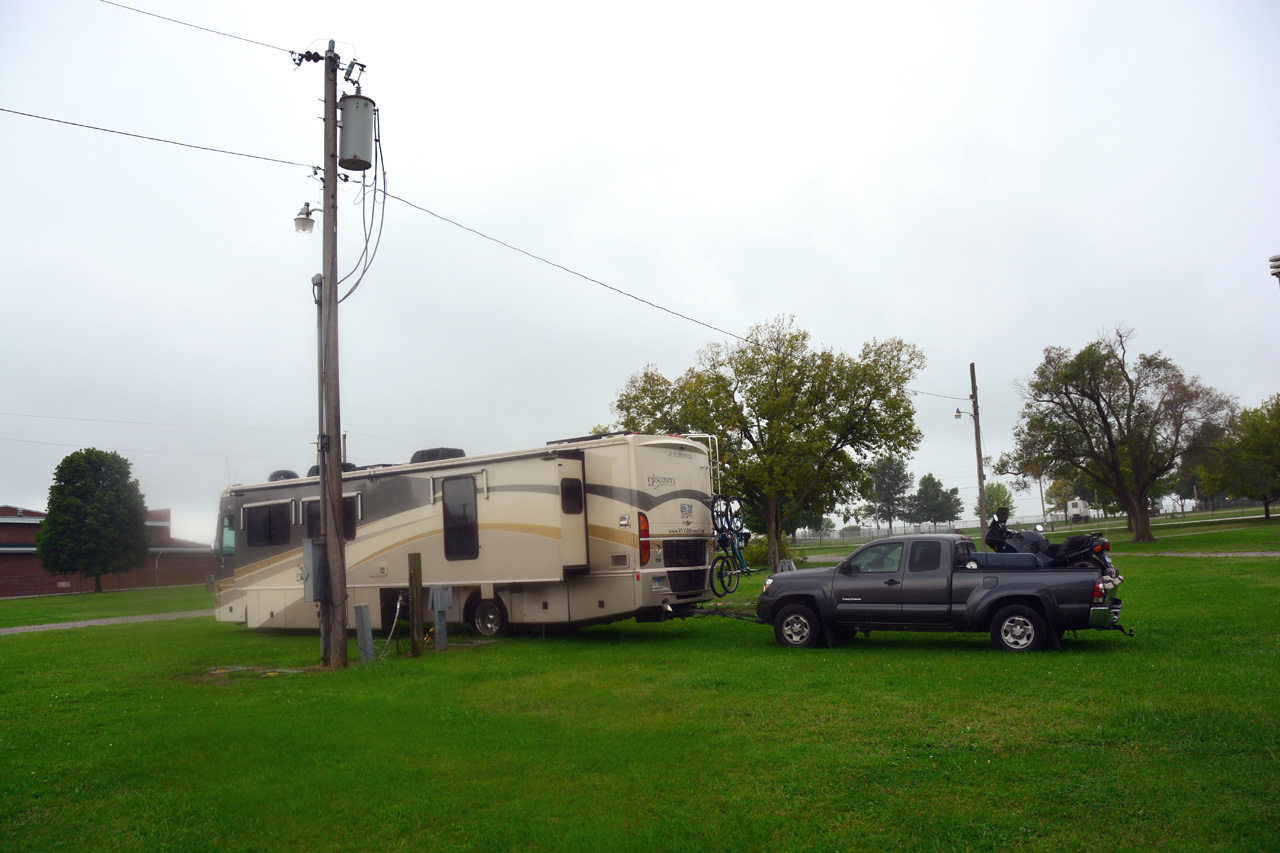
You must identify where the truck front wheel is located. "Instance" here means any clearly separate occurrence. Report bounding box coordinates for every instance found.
[774,604,823,648]
[990,605,1046,652]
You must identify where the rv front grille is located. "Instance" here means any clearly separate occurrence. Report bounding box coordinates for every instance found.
[662,539,708,568]
[667,568,709,595]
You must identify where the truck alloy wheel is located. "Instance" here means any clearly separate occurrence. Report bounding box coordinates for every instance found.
[990,605,1046,652]
[774,603,823,648]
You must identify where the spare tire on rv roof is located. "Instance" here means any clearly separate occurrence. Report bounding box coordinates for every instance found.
[411,448,466,463]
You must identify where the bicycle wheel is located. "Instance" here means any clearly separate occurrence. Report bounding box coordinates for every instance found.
[711,495,730,533]
[722,558,740,594]
[711,555,732,597]
[727,497,745,533]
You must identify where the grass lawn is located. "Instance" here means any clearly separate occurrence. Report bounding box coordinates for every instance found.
[0,585,213,629]
[1,535,1277,851]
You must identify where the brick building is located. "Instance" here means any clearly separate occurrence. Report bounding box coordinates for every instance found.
[0,505,216,598]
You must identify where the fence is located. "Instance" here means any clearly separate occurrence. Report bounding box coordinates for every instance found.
[0,556,216,599]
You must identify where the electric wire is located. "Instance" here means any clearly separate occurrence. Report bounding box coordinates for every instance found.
[64,4,975,398]
[0,107,314,169]
[381,190,749,344]
[96,0,293,54]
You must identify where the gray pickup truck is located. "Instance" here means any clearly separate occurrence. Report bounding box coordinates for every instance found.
[756,534,1126,651]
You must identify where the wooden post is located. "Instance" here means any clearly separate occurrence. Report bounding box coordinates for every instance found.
[408,553,424,657]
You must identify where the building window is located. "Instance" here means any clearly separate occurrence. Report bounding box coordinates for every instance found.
[442,476,479,561]
[246,503,291,547]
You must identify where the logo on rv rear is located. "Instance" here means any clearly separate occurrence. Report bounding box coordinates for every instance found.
[647,475,676,490]
[680,503,694,524]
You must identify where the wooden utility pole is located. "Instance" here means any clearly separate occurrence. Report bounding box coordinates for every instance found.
[319,39,348,667]
[970,362,987,550]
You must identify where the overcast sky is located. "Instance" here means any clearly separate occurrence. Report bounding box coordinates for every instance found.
[2,0,1277,543]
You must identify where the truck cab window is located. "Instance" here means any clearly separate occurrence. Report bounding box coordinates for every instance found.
[443,476,479,561]
[908,541,942,572]
[849,542,903,573]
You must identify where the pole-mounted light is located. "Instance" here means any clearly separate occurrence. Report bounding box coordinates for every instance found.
[1270,254,1280,289]
[295,203,318,234]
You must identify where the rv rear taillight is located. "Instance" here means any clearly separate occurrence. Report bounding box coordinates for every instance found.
[639,512,650,566]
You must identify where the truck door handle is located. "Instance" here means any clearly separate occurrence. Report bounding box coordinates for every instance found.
[884,579,900,586]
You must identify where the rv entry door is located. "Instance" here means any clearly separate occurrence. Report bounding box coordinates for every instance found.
[558,455,589,573]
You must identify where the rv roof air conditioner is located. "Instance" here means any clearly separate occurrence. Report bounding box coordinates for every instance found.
[410,448,466,464]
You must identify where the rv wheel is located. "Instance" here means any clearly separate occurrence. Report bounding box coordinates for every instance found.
[471,599,508,637]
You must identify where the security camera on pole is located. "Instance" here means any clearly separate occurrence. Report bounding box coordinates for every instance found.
[294,40,376,668]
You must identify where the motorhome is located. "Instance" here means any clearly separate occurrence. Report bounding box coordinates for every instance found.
[213,433,716,636]
[1067,499,1092,523]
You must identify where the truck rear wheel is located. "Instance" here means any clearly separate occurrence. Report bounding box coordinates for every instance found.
[774,604,822,648]
[990,605,1046,652]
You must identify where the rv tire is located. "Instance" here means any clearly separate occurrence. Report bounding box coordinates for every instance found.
[471,599,508,637]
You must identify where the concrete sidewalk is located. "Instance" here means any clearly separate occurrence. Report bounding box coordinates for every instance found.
[0,609,212,636]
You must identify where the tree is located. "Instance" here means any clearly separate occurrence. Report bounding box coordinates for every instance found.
[35,449,149,592]
[1011,327,1233,542]
[866,456,914,533]
[976,482,1015,519]
[1045,478,1074,520]
[1200,394,1280,519]
[907,473,964,531]
[607,315,925,568]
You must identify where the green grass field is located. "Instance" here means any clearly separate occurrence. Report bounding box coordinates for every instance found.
[2,526,1277,851]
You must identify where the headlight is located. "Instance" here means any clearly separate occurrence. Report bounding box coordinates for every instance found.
[762,577,774,593]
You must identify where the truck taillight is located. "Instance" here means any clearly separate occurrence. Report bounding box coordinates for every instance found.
[639,512,650,566]
[1092,582,1105,604]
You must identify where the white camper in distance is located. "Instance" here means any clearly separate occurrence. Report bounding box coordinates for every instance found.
[213,433,716,636]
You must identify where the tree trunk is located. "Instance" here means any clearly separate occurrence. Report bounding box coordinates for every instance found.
[764,495,782,570]
[1124,493,1155,542]
[94,575,102,593]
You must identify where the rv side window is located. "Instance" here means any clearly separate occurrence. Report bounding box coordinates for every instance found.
[221,515,235,555]
[246,503,291,547]
[560,478,584,515]
[304,497,359,541]
[442,476,479,561]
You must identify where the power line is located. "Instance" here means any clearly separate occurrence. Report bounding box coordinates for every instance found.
[382,192,748,343]
[96,0,293,54]
[0,108,314,169]
[0,411,309,432]
[0,109,972,401]
[0,436,294,460]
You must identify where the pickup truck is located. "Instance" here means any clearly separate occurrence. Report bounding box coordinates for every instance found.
[755,534,1126,651]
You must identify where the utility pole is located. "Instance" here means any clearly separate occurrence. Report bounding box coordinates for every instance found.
[319,40,347,667]
[970,362,987,550]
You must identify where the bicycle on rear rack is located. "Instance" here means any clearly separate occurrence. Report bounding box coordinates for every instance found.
[710,495,754,596]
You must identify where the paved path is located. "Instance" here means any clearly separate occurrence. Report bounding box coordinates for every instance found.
[0,609,212,636]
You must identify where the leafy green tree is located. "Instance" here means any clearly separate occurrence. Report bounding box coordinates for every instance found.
[35,449,149,592]
[907,473,964,530]
[1045,478,1074,520]
[1200,394,1280,519]
[976,481,1016,519]
[607,315,925,567]
[866,456,914,533]
[1011,327,1233,541]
